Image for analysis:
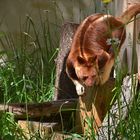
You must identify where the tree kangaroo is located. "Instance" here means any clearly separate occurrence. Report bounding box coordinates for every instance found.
[66,4,140,95]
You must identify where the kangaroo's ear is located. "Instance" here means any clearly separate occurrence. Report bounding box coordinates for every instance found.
[112,24,126,48]
[77,56,86,65]
[97,51,110,69]
[66,59,78,80]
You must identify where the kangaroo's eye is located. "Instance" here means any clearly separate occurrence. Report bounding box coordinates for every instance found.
[98,55,108,69]
[82,76,88,81]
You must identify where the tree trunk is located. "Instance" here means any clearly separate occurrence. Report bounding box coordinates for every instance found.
[54,23,79,100]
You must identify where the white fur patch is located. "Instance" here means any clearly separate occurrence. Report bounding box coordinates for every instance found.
[73,80,85,96]
[96,14,112,22]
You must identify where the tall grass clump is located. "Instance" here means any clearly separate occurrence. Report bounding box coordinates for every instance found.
[0,112,27,140]
[0,11,60,139]
[0,13,59,104]
[110,25,140,140]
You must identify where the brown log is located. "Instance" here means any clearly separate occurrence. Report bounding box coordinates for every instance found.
[18,120,61,139]
[0,99,77,120]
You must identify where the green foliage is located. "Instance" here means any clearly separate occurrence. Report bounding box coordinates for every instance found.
[0,12,58,139]
[0,112,27,140]
[113,90,140,139]
[0,14,58,104]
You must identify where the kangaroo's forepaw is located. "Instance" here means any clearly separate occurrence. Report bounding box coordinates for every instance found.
[75,82,85,96]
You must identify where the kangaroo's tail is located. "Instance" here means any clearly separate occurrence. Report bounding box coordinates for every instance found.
[119,4,140,24]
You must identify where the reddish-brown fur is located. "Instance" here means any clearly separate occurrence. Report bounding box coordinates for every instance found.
[66,4,140,94]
